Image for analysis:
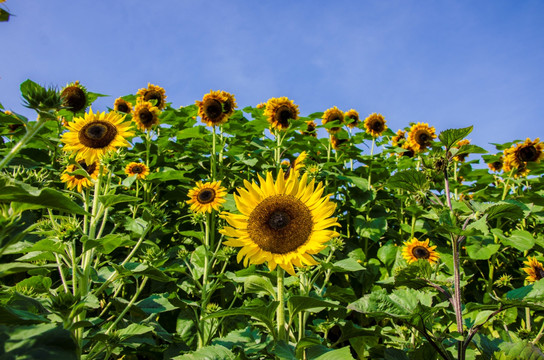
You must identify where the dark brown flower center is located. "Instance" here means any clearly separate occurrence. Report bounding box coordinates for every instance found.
[144,90,163,108]
[203,99,223,121]
[328,115,343,132]
[137,108,155,126]
[79,121,118,148]
[247,195,313,254]
[131,165,143,174]
[415,130,432,147]
[116,102,130,113]
[274,105,295,128]
[197,189,216,204]
[412,246,430,259]
[518,145,538,162]
[370,119,384,133]
[74,161,96,179]
[61,86,87,113]
[223,99,233,114]
[536,266,544,280]
[491,161,502,170]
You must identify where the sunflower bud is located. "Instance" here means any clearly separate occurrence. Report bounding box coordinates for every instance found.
[21,80,62,113]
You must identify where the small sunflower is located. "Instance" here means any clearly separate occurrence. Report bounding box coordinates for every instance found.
[61,109,134,165]
[502,138,544,176]
[114,97,133,114]
[196,90,234,127]
[488,157,503,172]
[407,122,437,152]
[136,83,167,110]
[402,238,440,264]
[133,101,160,131]
[256,102,266,109]
[60,161,100,192]
[264,97,299,130]
[345,109,360,129]
[322,106,344,134]
[392,129,406,147]
[523,257,544,283]
[220,169,340,276]
[453,139,471,162]
[220,90,237,117]
[301,120,317,137]
[125,162,150,180]
[186,181,227,213]
[330,135,348,150]
[61,81,89,113]
[364,113,387,137]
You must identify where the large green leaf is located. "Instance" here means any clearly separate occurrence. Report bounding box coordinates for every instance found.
[465,236,500,260]
[438,126,473,149]
[386,170,428,193]
[98,194,139,208]
[313,346,355,360]
[497,341,544,359]
[354,216,387,242]
[485,203,524,222]
[136,293,177,314]
[348,288,434,319]
[493,229,535,252]
[204,302,279,336]
[244,275,276,298]
[287,296,341,319]
[174,345,235,360]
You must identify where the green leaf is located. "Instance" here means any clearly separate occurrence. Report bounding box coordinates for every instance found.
[0,263,57,277]
[493,229,535,252]
[273,341,297,360]
[212,328,267,355]
[465,236,500,260]
[287,296,341,319]
[204,302,279,337]
[83,234,136,255]
[355,216,387,242]
[497,341,544,359]
[313,346,355,360]
[98,194,139,208]
[485,203,524,222]
[337,175,369,190]
[386,170,428,193]
[136,293,177,314]
[0,8,10,22]
[244,275,276,298]
[116,323,154,340]
[176,126,209,140]
[348,288,433,319]
[328,258,365,272]
[146,169,189,182]
[438,126,473,149]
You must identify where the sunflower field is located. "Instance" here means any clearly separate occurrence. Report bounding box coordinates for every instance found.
[1,80,544,360]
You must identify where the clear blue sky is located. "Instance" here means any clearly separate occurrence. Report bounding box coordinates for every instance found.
[2,0,543,153]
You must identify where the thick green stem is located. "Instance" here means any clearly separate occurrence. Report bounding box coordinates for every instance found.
[211,126,217,181]
[277,267,286,341]
[105,277,148,334]
[367,137,375,190]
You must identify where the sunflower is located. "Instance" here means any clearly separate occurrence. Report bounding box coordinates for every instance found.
[322,106,344,134]
[301,120,317,137]
[114,97,133,114]
[61,109,134,165]
[220,169,340,276]
[196,90,234,127]
[523,257,544,283]
[453,139,471,162]
[363,113,387,137]
[264,97,299,130]
[502,138,544,176]
[61,81,89,113]
[488,157,503,172]
[392,129,406,147]
[133,101,160,131]
[60,161,100,192]
[136,83,167,110]
[407,122,436,152]
[125,162,150,180]
[330,135,348,150]
[186,181,227,213]
[402,238,440,264]
[345,109,360,129]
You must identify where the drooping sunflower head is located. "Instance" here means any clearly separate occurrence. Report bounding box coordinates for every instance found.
[220,169,340,276]
[264,97,299,130]
[133,101,160,131]
[407,122,437,152]
[186,181,227,213]
[136,83,167,110]
[61,81,89,113]
[392,129,406,147]
[196,90,233,127]
[345,109,360,129]
[364,113,387,137]
[402,238,440,264]
[114,97,133,114]
[523,257,544,283]
[60,160,99,193]
[487,156,503,172]
[330,135,348,150]
[453,139,471,162]
[61,108,134,165]
[322,106,344,134]
[125,162,150,180]
[301,120,317,137]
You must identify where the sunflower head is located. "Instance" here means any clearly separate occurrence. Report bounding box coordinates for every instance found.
[125,162,150,180]
[187,181,227,213]
[345,109,360,129]
[322,106,344,134]
[220,169,339,276]
[114,97,133,114]
[488,157,503,172]
[264,97,299,131]
[196,90,236,127]
[61,81,89,113]
[301,120,317,137]
[133,101,160,131]
[60,160,99,192]
[407,122,437,152]
[392,129,406,147]
[330,135,348,150]
[402,238,439,264]
[364,113,387,137]
[61,108,134,165]
[137,83,167,110]
[523,257,544,283]
[453,139,471,162]
[502,138,544,177]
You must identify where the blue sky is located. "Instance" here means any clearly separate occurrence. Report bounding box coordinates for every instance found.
[1,0,543,154]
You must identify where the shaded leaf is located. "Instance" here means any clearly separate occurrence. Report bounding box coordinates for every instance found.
[386,170,428,193]
[438,126,473,149]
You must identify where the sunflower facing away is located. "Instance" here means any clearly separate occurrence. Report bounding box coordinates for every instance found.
[402,238,440,264]
[331,135,348,150]
[137,83,167,110]
[187,181,227,213]
[488,156,503,172]
[392,129,406,147]
[523,257,544,283]
[60,161,100,192]
[125,162,150,180]
[407,122,437,152]
[301,120,317,137]
[133,101,160,131]
[61,81,89,113]
[345,109,360,129]
[502,138,544,177]
[114,97,133,114]
[453,139,471,162]
[61,109,134,165]
[322,106,344,134]
[264,97,299,130]
[220,169,340,276]
[364,113,387,137]
[196,90,236,127]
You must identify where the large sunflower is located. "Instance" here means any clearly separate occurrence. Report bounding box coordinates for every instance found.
[133,101,160,131]
[345,109,360,129]
[264,97,299,130]
[322,106,344,134]
[114,97,133,114]
[125,162,150,180]
[137,83,167,110]
[402,238,440,264]
[220,169,339,276]
[523,257,544,283]
[187,181,227,213]
[196,90,234,127]
[60,161,99,192]
[61,109,134,165]
[407,122,436,152]
[502,138,544,176]
[61,81,89,113]
[364,113,387,137]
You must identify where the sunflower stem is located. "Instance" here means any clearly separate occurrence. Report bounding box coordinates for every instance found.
[367,137,375,190]
[106,276,148,335]
[276,267,286,341]
[0,117,47,171]
[275,128,281,171]
[211,125,217,181]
